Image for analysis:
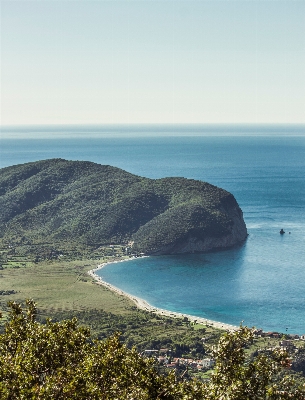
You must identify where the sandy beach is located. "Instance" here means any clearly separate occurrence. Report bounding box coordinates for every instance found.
[88,258,239,332]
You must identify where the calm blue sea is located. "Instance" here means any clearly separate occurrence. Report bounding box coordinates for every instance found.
[1,125,305,334]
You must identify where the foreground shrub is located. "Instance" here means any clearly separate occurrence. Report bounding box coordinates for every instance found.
[0,300,304,399]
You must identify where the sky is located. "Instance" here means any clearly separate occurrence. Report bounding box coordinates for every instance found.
[1,0,305,126]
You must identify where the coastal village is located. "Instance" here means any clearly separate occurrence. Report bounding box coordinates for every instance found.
[143,350,216,379]
[140,329,305,379]
[143,348,215,371]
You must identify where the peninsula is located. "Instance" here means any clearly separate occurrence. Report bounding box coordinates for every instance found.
[0,159,247,254]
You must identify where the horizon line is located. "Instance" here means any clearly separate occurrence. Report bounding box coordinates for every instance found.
[1,123,304,139]
[1,123,305,133]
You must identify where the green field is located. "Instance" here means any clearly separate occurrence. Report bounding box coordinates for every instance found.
[0,259,136,316]
[0,242,138,323]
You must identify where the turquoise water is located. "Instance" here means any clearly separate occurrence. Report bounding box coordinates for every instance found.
[1,126,305,333]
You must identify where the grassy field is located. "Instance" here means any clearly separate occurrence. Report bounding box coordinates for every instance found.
[0,258,137,320]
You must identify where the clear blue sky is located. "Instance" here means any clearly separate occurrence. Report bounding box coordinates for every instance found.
[1,0,304,126]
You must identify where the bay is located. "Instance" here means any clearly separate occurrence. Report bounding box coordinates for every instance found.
[1,126,305,333]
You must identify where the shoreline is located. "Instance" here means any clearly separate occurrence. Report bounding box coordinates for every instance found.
[88,257,239,332]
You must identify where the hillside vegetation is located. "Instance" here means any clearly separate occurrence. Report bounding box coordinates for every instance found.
[0,159,247,255]
[1,301,305,399]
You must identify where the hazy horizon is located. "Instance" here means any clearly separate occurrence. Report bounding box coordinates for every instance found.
[1,123,305,139]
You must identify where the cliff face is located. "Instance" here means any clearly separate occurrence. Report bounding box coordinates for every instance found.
[173,205,247,254]
[0,159,247,254]
[132,193,247,255]
[148,207,247,255]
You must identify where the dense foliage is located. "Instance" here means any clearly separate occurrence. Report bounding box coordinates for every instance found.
[43,308,210,358]
[1,301,305,399]
[0,159,246,254]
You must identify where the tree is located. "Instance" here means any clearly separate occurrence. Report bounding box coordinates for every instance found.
[0,301,304,399]
[207,326,305,399]
[0,300,174,399]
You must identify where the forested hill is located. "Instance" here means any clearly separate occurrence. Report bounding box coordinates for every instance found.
[0,159,247,254]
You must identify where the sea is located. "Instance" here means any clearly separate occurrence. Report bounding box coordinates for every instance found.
[1,125,305,334]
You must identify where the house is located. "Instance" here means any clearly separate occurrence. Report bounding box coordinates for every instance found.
[157,356,166,364]
[286,334,299,340]
[279,340,295,350]
[201,358,215,368]
[264,332,280,338]
[143,350,158,357]
[198,358,215,368]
